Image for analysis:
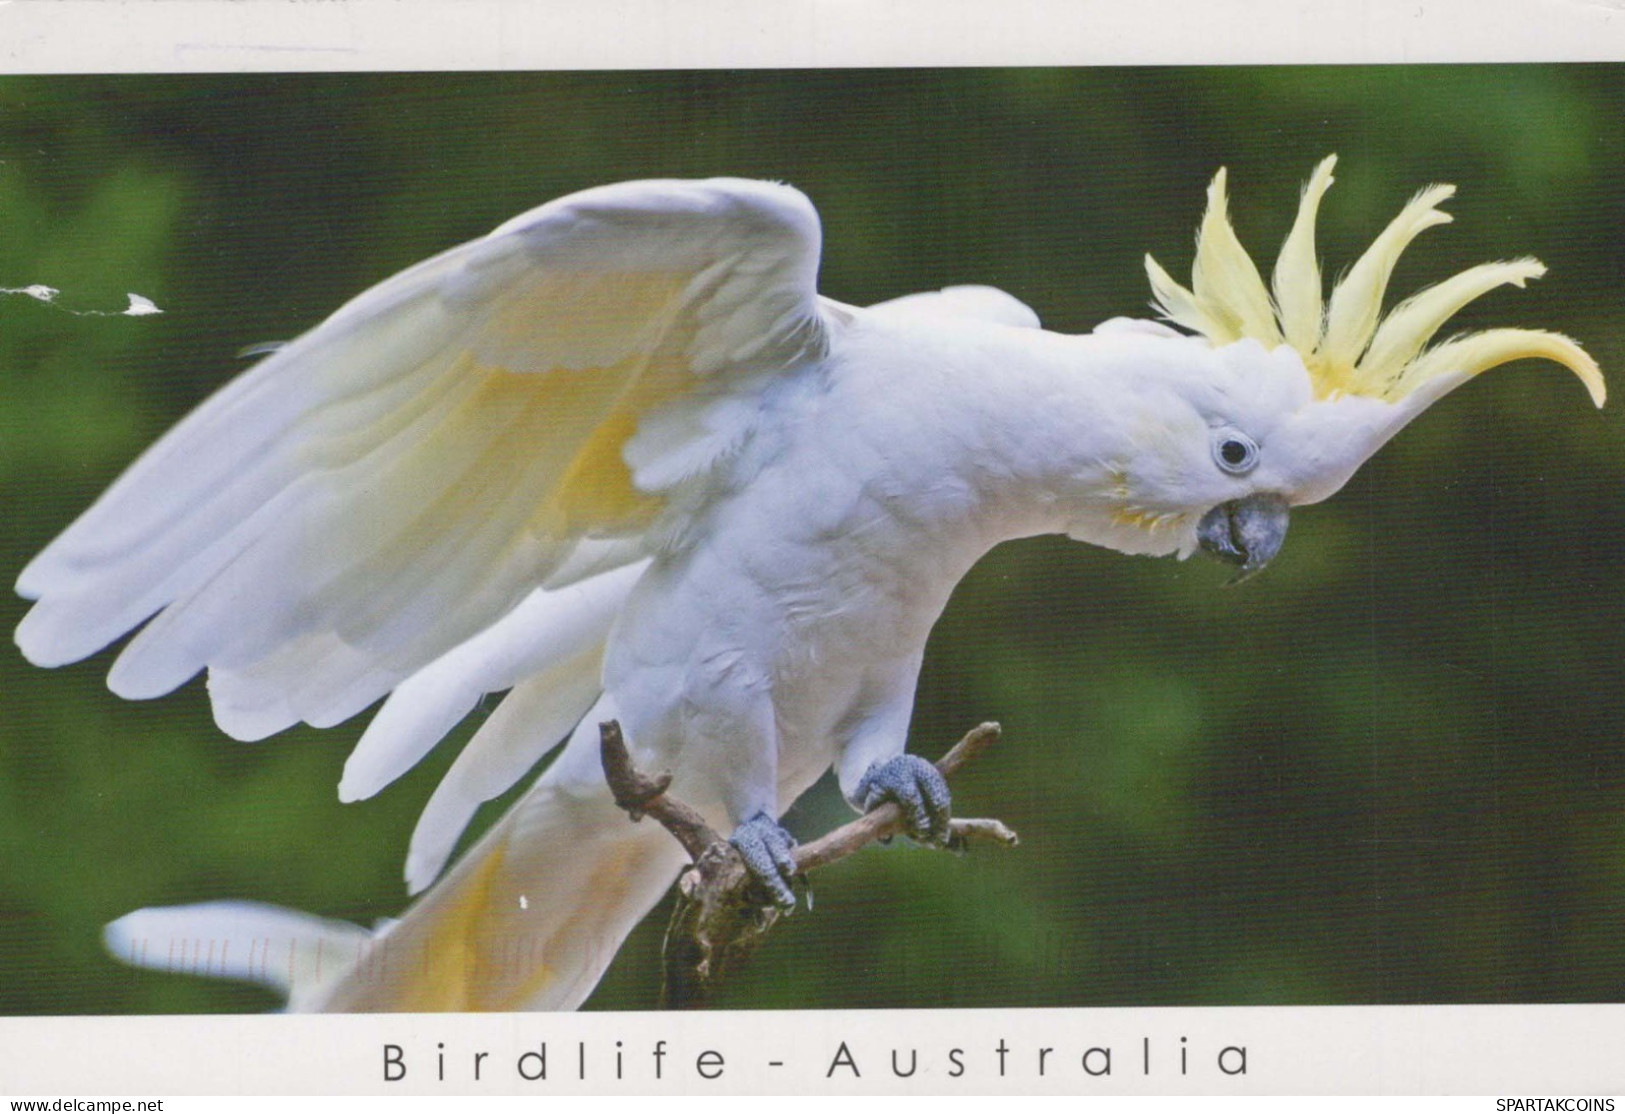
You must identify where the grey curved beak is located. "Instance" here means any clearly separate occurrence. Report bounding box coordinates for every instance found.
[1197,493,1290,585]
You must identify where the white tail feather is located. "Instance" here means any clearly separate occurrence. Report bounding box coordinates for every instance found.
[105,717,689,1012]
[314,782,686,1011]
[102,901,371,1009]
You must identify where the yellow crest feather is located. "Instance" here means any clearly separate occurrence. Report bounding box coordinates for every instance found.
[1144,156,1606,408]
[1191,168,1280,346]
[1271,154,1337,354]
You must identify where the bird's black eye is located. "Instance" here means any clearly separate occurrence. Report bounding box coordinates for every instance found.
[1213,430,1259,475]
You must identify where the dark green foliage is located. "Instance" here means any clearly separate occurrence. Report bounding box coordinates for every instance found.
[4,68,1624,1013]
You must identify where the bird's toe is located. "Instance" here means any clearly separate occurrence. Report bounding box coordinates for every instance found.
[857,754,952,845]
[729,812,799,908]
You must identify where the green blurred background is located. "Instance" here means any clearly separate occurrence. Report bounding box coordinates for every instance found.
[3,67,1625,1014]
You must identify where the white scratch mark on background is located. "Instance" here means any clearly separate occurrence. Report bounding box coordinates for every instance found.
[3,286,163,317]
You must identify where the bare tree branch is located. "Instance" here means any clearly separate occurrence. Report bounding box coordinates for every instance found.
[599,719,1018,1008]
[794,722,1017,869]
[599,720,721,860]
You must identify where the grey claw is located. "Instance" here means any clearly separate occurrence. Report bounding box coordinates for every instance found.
[856,754,952,846]
[729,812,798,908]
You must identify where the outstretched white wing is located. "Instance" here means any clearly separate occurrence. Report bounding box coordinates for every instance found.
[16,178,829,743]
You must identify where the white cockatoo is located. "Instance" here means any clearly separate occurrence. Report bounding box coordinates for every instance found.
[15,156,1604,1011]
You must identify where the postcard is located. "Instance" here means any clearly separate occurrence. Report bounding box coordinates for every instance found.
[1,0,1623,1099]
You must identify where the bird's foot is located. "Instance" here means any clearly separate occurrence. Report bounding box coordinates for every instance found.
[729,812,798,909]
[857,754,952,846]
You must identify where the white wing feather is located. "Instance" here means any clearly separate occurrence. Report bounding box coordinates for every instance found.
[338,559,647,805]
[16,179,828,758]
[401,653,608,895]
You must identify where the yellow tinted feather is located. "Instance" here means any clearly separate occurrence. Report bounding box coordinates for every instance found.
[1145,254,1222,337]
[1399,328,1605,408]
[1149,157,1604,409]
[1356,259,1546,391]
[1271,154,1337,353]
[1318,183,1455,382]
[1190,168,1280,346]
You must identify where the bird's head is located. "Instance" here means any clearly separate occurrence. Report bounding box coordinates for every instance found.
[1083,155,1605,582]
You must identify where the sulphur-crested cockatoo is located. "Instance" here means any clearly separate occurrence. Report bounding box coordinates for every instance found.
[15,156,1604,1011]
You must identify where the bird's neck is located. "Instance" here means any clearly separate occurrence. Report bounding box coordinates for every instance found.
[840,316,1197,562]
